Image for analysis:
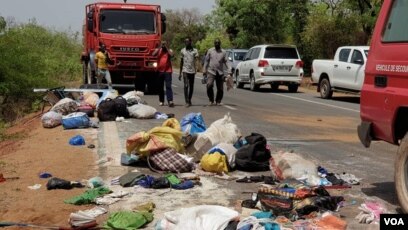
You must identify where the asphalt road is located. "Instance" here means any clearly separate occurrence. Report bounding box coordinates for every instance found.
[96,72,400,227]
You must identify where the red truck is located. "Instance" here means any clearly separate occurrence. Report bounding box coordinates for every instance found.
[80,2,166,92]
[358,0,408,212]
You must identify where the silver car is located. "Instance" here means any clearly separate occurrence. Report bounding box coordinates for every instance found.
[225,49,248,80]
[235,44,304,92]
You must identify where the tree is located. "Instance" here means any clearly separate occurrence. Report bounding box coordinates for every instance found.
[215,0,292,48]
[196,30,232,55]
[0,16,5,32]
[162,8,209,65]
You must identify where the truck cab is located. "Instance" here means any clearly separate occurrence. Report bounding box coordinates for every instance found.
[358,0,408,212]
[81,2,166,92]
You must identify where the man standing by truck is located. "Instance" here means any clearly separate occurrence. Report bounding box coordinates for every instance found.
[153,41,174,107]
[179,37,199,107]
[94,44,113,89]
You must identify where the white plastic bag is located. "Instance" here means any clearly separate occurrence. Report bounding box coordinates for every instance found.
[270,151,321,186]
[51,98,79,115]
[128,104,157,119]
[193,114,241,158]
[122,90,144,99]
[41,111,63,128]
[157,205,239,230]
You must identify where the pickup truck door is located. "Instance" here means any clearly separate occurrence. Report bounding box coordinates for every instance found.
[332,48,352,88]
[346,49,365,91]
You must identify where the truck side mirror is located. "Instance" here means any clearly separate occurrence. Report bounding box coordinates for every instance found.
[161,13,166,34]
[87,11,94,32]
[228,57,233,61]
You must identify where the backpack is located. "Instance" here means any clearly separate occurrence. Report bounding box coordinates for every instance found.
[235,133,271,172]
[97,98,116,121]
[113,96,129,118]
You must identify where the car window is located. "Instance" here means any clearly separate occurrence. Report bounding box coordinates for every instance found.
[244,49,253,61]
[250,48,261,60]
[351,50,364,64]
[382,0,408,42]
[339,49,351,62]
[227,52,233,61]
[264,47,299,59]
[234,52,247,61]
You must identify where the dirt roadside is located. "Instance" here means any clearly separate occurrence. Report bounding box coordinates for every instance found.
[0,111,98,228]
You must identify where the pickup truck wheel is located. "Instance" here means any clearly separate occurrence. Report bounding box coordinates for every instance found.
[395,133,408,213]
[320,78,333,99]
[236,71,244,88]
[249,72,259,91]
[288,84,298,93]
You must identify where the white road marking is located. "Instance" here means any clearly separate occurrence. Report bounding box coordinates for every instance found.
[272,93,360,113]
[223,105,237,110]
[103,121,123,166]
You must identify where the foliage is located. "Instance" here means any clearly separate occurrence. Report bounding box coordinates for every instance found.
[0,20,82,122]
[196,31,233,56]
[162,8,209,66]
[215,0,292,48]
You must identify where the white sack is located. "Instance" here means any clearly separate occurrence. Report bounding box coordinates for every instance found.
[51,98,79,115]
[158,205,239,230]
[41,111,63,128]
[128,104,157,119]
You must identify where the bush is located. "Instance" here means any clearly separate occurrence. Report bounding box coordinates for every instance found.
[0,22,82,124]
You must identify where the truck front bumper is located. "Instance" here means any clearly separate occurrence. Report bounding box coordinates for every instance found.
[357,121,372,148]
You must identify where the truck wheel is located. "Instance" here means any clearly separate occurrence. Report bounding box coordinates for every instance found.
[236,71,244,88]
[270,83,279,91]
[320,78,333,99]
[395,133,408,213]
[82,63,88,84]
[288,84,298,93]
[87,63,96,84]
[146,72,159,95]
[249,72,259,91]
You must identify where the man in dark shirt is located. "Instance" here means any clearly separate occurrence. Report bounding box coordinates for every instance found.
[203,39,232,106]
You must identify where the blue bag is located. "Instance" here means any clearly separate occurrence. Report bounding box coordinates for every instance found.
[62,112,90,129]
[69,135,85,146]
[180,113,206,134]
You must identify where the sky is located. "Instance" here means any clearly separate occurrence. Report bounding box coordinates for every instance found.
[0,0,216,33]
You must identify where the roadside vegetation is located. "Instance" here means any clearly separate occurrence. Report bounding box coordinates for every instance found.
[0,0,382,137]
[0,17,82,138]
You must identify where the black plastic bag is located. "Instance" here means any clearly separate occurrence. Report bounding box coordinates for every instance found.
[46,177,73,190]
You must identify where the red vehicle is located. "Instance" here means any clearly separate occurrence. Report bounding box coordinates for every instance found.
[358,0,408,212]
[80,2,166,92]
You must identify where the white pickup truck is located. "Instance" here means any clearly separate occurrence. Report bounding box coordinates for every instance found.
[311,46,369,99]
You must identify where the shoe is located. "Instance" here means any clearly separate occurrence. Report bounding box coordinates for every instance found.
[208,102,215,106]
[216,102,222,106]
[185,103,190,107]
[236,177,251,183]
[159,102,164,106]
[169,101,174,107]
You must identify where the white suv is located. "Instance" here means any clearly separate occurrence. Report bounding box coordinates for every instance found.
[235,44,304,92]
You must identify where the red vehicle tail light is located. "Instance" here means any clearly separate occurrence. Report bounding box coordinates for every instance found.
[296,60,304,68]
[258,60,269,67]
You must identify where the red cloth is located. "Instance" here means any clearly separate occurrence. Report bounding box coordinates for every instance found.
[157,49,173,73]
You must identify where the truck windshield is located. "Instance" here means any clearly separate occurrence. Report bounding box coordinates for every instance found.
[100,10,156,34]
[264,47,299,59]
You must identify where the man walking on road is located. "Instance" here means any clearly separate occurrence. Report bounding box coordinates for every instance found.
[203,38,232,106]
[179,37,199,107]
[94,44,113,89]
[153,41,174,107]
